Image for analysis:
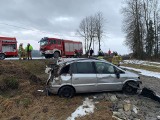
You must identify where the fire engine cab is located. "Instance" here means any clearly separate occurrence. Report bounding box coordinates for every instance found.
[39,37,83,58]
[0,37,18,60]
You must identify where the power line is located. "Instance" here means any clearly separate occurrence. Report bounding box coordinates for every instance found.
[0,22,36,31]
[0,22,80,38]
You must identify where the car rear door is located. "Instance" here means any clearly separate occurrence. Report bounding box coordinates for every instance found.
[71,61,97,93]
[94,62,123,91]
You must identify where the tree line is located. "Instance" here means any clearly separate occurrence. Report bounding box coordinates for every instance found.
[122,0,160,59]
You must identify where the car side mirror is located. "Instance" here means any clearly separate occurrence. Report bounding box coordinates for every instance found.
[70,72,72,76]
[116,72,120,79]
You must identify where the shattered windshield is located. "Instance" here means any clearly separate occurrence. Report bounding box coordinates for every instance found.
[40,40,48,46]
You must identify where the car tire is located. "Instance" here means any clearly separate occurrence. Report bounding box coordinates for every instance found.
[123,82,138,94]
[0,53,5,60]
[54,52,60,58]
[58,86,75,98]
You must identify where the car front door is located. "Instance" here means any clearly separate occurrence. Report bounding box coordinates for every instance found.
[95,62,124,91]
[71,62,97,93]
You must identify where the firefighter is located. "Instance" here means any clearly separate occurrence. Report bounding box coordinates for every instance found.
[18,43,24,60]
[108,49,111,56]
[97,49,104,59]
[112,52,122,66]
[90,48,94,56]
[98,49,104,56]
[25,43,33,60]
[79,49,83,57]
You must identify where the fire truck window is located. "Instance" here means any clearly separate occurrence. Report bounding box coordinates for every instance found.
[40,40,48,46]
[50,40,56,44]
[13,44,16,49]
[2,44,15,52]
[57,40,61,44]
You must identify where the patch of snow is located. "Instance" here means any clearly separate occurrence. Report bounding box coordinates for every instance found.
[37,90,44,92]
[123,60,160,66]
[121,66,160,79]
[66,98,95,120]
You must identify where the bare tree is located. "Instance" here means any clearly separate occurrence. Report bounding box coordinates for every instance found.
[94,12,105,51]
[77,12,105,54]
[87,15,96,51]
[77,17,90,53]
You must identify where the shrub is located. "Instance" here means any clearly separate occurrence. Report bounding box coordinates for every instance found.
[4,77,19,89]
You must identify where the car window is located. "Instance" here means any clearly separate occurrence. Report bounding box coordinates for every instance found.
[60,64,70,75]
[73,62,95,74]
[115,67,125,74]
[95,62,115,74]
[71,63,77,73]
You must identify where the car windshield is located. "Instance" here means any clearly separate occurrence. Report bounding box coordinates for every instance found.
[40,40,48,46]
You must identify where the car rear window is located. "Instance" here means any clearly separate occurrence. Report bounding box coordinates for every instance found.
[72,62,95,74]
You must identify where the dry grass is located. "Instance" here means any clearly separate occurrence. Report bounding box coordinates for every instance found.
[0,59,84,120]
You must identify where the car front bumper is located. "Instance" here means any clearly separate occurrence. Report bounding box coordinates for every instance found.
[46,85,60,94]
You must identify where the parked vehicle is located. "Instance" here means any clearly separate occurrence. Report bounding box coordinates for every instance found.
[39,37,83,58]
[46,58,142,98]
[0,37,18,60]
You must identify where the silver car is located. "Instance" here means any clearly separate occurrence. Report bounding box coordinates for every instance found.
[46,58,141,98]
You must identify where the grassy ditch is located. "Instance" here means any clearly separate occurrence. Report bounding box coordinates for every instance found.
[0,59,84,120]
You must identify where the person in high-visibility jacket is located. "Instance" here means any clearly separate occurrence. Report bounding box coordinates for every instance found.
[97,49,104,59]
[25,43,33,60]
[112,52,122,66]
[18,43,25,60]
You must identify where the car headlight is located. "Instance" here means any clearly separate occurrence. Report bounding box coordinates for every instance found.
[45,67,52,74]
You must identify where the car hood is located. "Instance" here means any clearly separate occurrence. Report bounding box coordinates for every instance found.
[125,70,139,78]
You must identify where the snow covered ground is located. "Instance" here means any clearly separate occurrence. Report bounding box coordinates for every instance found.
[121,60,160,78]
[123,60,160,67]
[121,66,160,79]
[67,98,95,120]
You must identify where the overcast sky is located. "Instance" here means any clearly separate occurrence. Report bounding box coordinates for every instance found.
[0,0,130,55]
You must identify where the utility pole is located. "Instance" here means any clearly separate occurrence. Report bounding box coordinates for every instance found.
[158,24,160,55]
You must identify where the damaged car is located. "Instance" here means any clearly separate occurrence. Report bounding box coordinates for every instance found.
[45,58,142,98]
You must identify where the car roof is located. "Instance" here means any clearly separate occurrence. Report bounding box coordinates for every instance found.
[60,58,110,65]
[57,58,125,72]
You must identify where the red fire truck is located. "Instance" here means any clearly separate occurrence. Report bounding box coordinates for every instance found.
[39,37,83,58]
[0,37,18,60]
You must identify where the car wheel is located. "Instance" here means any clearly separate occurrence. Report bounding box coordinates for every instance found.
[123,82,138,94]
[58,86,75,98]
[54,52,60,58]
[0,53,5,60]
